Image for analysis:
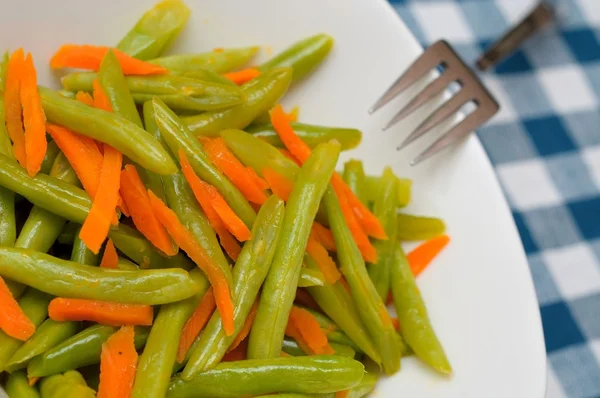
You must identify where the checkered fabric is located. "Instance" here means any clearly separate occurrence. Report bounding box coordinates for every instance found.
[390,0,600,396]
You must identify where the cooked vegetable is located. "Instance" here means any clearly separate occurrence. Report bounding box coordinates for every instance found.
[407,235,450,276]
[97,326,138,398]
[248,123,361,151]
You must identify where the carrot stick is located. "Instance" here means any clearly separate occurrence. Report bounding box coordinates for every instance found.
[284,321,313,355]
[177,288,216,363]
[148,190,235,336]
[50,45,167,75]
[288,306,334,355]
[0,276,35,341]
[76,91,94,106]
[79,144,123,253]
[4,49,26,167]
[270,104,312,163]
[306,233,341,284]
[98,326,138,398]
[262,167,294,202]
[179,150,242,260]
[336,390,350,398]
[21,53,46,177]
[222,68,261,85]
[92,79,112,112]
[48,298,153,326]
[246,166,269,191]
[285,106,299,123]
[311,222,336,252]
[222,339,247,362]
[99,239,119,269]
[391,317,400,331]
[203,138,267,205]
[336,178,387,239]
[408,235,450,277]
[178,150,251,242]
[227,300,258,353]
[120,165,177,256]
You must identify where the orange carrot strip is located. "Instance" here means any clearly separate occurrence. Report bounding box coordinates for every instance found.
[336,390,350,398]
[0,276,35,341]
[336,178,387,239]
[270,104,312,163]
[48,298,153,326]
[227,300,258,353]
[50,45,167,75]
[203,138,267,205]
[306,233,341,284]
[311,222,336,252]
[76,91,94,106]
[120,165,177,256]
[177,288,216,363]
[284,321,313,355]
[288,306,334,355]
[246,167,269,191]
[223,68,261,85]
[285,106,299,123]
[262,167,294,202]
[279,149,301,166]
[391,317,400,331]
[99,239,119,269]
[27,377,39,387]
[408,235,450,277]
[294,289,320,312]
[148,191,235,336]
[92,79,112,112]
[222,339,247,362]
[79,144,122,253]
[179,150,242,260]
[98,326,138,398]
[21,53,46,177]
[5,49,26,167]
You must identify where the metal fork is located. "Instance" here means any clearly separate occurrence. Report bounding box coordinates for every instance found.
[369,40,500,166]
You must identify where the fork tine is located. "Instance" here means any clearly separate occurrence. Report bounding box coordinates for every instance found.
[397,88,471,150]
[382,72,454,131]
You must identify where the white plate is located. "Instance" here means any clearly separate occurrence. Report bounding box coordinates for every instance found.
[0,0,547,396]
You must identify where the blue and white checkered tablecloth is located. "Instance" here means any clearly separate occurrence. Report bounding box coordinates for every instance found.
[390,0,600,396]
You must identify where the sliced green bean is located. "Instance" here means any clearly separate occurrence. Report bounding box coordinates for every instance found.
[324,186,404,374]
[39,140,60,175]
[365,175,411,207]
[132,272,210,398]
[256,372,377,398]
[258,34,333,83]
[116,257,140,270]
[71,233,99,266]
[282,338,355,358]
[116,0,191,60]
[183,196,285,377]
[168,356,364,398]
[153,96,256,226]
[0,52,16,248]
[183,67,292,137]
[0,248,200,305]
[248,123,361,151]
[141,100,170,202]
[391,245,451,374]
[343,160,368,205]
[248,141,340,359]
[150,47,259,73]
[5,370,41,398]
[39,87,176,175]
[180,69,236,86]
[298,267,326,287]
[397,213,446,241]
[134,92,244,111]
[39,370,95,398]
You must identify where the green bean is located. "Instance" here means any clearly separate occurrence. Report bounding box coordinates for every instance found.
[248,141,340,359]
[391,245,451,374]
[257,372,378,398]
[324,187,404,374]
[180,69,236,86]
[183,196,285,377]
[282,338,355,359]
[168,356,364,398]
[116,0,191,60]
[153,96,256,226]
[259,34,334,83]
[108,223,194,270]
[365,175,411,207]
[116,257,140,270]
[0,248,200,305]
[57,222,77,245]
[98,50,143,127]
[132,272,210,398]
[0,289,52,371]
[39,370,95,398]
[295,305,360,352]
[343,160,368,205]
[367,168,398,300]
[4,319,79,372]
[57,89,75,99]
[27,325,149,378]
[134,92,245,111]
[39,87,176,175]
[221,128,299,180]
[5,370,40,398]
[71,233,99,266]
[39,140,60,175]
[150,47,259,73]
[141,100,169,202]
[397,213,446,241]
[248,123,362,151]
[298,267,326,287]
[0,52,16,248]
[183,67,293,137]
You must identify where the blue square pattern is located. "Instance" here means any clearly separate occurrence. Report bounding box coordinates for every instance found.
[523,205,582,251]
[392,4,428,46]
[541,301,586,352]
[528,253,563,306]
[451,42,482,65]
[591,238,600,264]
[549,343,600,397]
[522,28,577,68]
[562,109,600,148]
[563,28,600,64]
[569,293,600,339]
[477,121,538,164]
[512,210,539,254]
[460,1,507,40]
[569,197,600,240]
[545,152,599,201]
[522,116,577,156]
[478,40,534,74]
[582,62,600,101]
[497,73,554,118]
